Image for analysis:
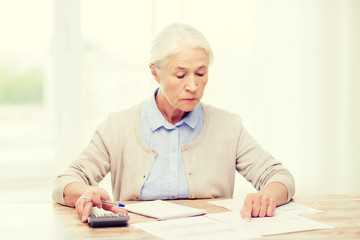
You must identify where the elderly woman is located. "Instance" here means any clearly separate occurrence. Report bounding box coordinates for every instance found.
[52,23,295,223]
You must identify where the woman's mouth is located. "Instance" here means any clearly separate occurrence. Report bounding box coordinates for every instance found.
[183,98,197,102]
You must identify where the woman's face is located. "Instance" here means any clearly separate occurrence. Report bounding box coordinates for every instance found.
[152,46,209,113]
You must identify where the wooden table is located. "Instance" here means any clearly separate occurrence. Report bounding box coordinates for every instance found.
[1,195,359,239]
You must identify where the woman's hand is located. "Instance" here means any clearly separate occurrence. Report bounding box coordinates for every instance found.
[240,191,276,221]
[64,183,127,223]
[240,182,288,221]
[75,187,128,222]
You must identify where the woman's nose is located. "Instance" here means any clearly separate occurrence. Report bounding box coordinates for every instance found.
[185,75,197,92]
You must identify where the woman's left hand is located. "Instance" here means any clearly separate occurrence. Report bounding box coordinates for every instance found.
[240,182,288,221]
[240,191,276,221]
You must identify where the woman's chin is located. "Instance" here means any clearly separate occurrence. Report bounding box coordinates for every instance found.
[179,103,198,112]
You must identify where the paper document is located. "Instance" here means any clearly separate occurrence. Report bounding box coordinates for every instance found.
[124,200,206,220]
[208,199,322,216]
[208,198,243,212]
[206,211,333,236]
[133,215,261,240]
[132,199,333,238]
[275,202,322,216]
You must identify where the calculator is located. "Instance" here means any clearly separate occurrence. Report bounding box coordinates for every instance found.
[87,207,130,228]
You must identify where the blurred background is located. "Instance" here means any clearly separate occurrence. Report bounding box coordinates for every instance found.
[0,0,359,204]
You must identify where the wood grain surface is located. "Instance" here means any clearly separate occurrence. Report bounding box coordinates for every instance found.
[1,195,359,239]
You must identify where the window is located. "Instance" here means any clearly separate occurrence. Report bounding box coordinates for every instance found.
[0,0,53,203]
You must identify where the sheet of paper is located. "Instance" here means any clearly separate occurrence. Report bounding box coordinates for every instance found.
[275,202,322,216]
[208,198,243,212]
[133,216,261,240]
[206,211,333,236]
[208,199,322,216]
[124,200,206,220]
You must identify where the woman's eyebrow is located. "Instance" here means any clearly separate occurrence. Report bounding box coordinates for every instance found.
[174,65,207,71]
[175,67,186,71]
[197,66,207,70]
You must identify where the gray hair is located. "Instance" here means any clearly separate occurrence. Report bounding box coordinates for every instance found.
[149,23,213,69]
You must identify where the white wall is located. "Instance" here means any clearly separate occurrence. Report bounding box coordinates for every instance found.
[250,0,360,195]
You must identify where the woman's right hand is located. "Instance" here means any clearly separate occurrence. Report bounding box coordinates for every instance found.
[64,183,127,223]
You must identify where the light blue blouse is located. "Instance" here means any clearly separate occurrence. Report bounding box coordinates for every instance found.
[139,89,204,200]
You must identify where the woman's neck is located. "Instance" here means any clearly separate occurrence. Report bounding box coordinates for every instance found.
[155,93,187,125]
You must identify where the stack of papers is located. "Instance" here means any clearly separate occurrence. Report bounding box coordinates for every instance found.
[131,199,333,240]
[206,211,332,236]
[124,200,206,220]
[208,199,322,216]
[134,215,259,240]
[206,199,332,236]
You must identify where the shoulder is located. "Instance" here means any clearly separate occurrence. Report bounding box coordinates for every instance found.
[189,103,243,150]
[111,102,143,116]
[108,103,143,122]
[201,103,243,127]
[97,102,143,133]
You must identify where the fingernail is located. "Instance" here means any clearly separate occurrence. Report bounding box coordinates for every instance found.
[245,217,251,222]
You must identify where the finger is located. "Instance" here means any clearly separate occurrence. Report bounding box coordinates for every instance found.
[81,201,94,222]
[251,195,261,217]
[91,191,103,209]
[241,194,254,222]
[75,199,80,217]
[266,199,276,217]
[103,205,128,215]
[75,198,85,219]
[259,197,269,218]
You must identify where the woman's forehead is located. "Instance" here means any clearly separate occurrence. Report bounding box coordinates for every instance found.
[174,65,207,71]
[167,47,209,69]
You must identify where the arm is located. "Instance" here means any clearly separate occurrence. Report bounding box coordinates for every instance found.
[52,115,127,222]
[52,115,113,206]
[235,125,295,221]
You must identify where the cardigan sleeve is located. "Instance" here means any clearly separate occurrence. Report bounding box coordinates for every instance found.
[52,115,113,205]
[235,124,295,202]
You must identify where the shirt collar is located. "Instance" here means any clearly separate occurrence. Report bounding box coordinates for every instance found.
[146,88,201,131]
[183,102,201,129]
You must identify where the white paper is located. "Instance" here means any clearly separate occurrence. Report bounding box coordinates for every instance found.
[208,199,322,216]
[124,200,206,220]
[208,198,243,212]
[131,199,332,238]
[206,199,332,236]
[206,211,333,236]
[133,216,261,240]
[275,202,322,216]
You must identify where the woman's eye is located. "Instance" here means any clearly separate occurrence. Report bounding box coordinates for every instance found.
[196,73,205,77]
[177,75,185,79]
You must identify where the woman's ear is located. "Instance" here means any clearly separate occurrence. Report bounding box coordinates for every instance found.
[150,64,160,84]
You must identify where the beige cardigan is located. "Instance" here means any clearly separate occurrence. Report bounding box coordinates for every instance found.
[52,103,295,205]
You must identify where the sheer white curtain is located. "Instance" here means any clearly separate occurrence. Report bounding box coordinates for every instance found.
[52,0,83,173]
[52,0,360,196]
